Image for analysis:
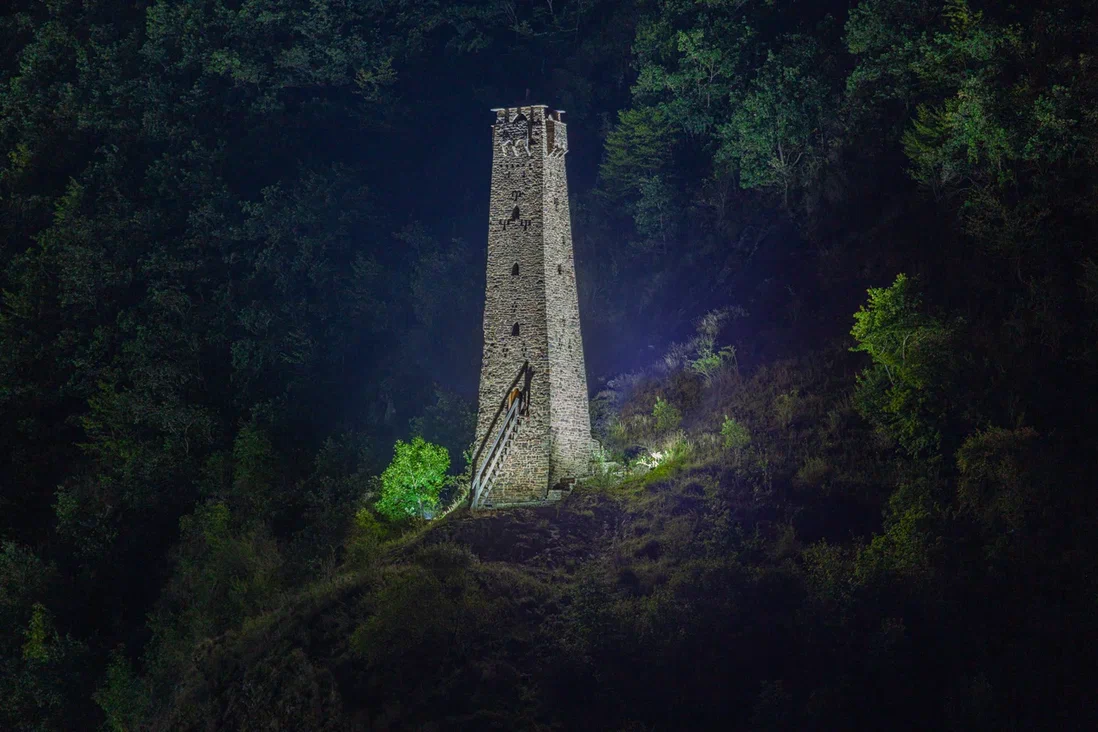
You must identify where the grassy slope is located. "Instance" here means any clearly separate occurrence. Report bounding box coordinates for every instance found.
[153,346,936,731]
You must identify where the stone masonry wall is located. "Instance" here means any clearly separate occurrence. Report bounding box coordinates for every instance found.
[542,117,592,488]
[475,106,551,504]
[473,105,591,506]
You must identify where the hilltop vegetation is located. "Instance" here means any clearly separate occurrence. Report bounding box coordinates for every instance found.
[2,0,1098,728]
[114,321,1094,729]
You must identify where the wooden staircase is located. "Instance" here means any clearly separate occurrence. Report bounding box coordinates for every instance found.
[471,361,530,510]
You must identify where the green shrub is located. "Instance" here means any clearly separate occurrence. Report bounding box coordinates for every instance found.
[288,431,375,576]
[850,274,957,456]
[93,648,149,732]
[230,422,281,523]
[604,416,629,456]
[774,390,800,429]
[662,307,746,376]
[855,497,940,587]
[5,601,90,729]
[956,426,1041,537]
[376,437,450,521]
[794,456,831,488]
[584,443,625,489]
[720,416,751,450]
[145,502,282,682]
[800,542,856,617]
[692,345,737,382]
[661,430,694,464]
[652,396,682,433]
[345,508,384,565]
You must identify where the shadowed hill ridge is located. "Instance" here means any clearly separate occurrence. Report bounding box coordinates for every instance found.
[146,335,1098,729]
[138,348,1017,732]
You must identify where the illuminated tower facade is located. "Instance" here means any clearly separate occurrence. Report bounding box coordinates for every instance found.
[471,104,591,508]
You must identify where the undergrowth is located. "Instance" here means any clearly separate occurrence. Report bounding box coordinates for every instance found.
[127,315,1096,731]
[133,324,909,731]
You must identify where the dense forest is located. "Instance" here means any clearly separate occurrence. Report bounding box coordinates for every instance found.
[2,0,1096,728]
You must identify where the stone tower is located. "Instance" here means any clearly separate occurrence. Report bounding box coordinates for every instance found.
[471,104,592,508]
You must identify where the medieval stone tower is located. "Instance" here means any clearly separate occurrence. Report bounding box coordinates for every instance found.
[471,104,592,508]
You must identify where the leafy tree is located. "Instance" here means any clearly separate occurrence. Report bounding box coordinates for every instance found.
[144,502,282,692]
[4,602,91,730]
[376,437,450,521]
[717,34,839,210]
[599,106,677,203]
[228,422,280,524]
[92,649,148,732]
[289,431,376,574]
[851,274,957,456]
[691,344,737,382]
[0,543,83,730]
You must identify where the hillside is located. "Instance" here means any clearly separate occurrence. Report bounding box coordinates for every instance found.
[140,342,1094,731]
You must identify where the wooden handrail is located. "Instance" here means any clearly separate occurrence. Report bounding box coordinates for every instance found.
[469,360,530,481]
[471,396,521,508]
[469,360,531,509]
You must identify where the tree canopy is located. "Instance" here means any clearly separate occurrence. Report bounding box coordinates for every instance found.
[376,437,450,521]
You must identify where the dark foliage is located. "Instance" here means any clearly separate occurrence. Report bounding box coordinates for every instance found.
[1,0,1097,729]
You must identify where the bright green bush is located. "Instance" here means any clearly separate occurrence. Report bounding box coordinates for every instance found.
[660,430,694,465]
[376,437,450,520]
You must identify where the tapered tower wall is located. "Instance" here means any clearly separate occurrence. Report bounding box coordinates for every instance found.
[542,117,591,488]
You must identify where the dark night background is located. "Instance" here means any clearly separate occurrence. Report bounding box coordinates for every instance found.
[2,1,1097,729]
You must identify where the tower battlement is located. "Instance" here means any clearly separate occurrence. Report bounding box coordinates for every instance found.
[471,104,591,507]
[489,106,569,159]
